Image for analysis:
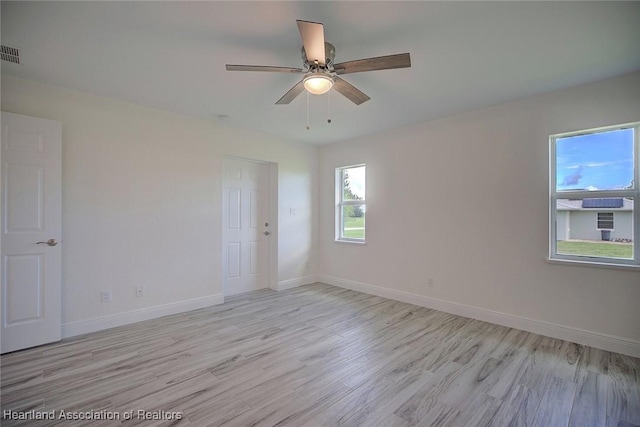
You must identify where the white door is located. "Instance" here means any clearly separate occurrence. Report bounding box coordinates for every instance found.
[222,158,270,296]
[1,112,62,354]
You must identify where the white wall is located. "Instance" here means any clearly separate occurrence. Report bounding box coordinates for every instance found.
[1,75,318,332]
[319,72,640,355]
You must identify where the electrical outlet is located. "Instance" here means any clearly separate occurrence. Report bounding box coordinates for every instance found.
[427,277,435,288]
[289,208,296,215]
[101,290,112,303]
[136,285,144,298]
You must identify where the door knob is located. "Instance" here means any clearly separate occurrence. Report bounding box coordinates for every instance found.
[36,239,58,247]
[263,231,271,236]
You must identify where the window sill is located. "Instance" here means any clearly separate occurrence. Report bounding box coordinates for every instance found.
[335,239,366,245]
[546,257,640,271]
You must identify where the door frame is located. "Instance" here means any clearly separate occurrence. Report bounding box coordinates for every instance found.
[221,156,278,294]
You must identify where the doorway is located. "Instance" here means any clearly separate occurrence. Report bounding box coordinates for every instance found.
[222,157,275,296]
[1,112,62,353]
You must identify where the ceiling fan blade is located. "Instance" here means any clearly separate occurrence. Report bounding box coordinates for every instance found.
[275,79,306,105]
[297,20,325,65]
[334,53,411,75]
[332,77,370,105]
[226,64,304,73]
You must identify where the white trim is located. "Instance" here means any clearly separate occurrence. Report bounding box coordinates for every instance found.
[550,121,640,139]
[318,275,640,358]
[335,239,366,245]
[62,294,224,338]
[546,257,640,271]
[272,275,319,291]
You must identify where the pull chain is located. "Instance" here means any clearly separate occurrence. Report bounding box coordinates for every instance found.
[327,90,332,124]
[306,91,310,130]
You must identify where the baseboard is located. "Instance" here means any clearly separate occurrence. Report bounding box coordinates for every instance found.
[318,275,640,358]
[62,293,224,338]
[273,275,320,291]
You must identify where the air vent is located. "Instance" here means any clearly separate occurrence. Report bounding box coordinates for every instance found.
[1,45,21,64]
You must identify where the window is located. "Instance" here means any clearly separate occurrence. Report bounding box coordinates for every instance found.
[336,164,365,242]
[550,122,639,266]
[597,212,614,230]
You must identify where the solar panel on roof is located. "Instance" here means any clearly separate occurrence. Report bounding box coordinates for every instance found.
[582,198,624,208]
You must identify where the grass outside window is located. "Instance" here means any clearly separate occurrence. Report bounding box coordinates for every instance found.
[343,216,365,239]
[556,240,633,259]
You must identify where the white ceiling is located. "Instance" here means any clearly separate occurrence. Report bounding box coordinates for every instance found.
[2,1,640,145]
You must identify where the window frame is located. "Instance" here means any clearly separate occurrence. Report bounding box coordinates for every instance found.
[335,164,366,244]
[549,122,640,268]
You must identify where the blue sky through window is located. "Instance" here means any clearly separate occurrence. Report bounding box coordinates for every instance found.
[556,128,634,191]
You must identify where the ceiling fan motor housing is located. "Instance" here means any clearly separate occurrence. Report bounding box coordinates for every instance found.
[302,42,336,70]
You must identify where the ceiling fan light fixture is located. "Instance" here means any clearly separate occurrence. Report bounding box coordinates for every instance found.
[303,73,334,95]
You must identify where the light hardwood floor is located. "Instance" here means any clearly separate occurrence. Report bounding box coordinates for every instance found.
[1,283,639,427]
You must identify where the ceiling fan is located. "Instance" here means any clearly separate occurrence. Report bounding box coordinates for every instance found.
[226,20,411,105]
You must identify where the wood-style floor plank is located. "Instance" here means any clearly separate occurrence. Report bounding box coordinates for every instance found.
[1,282,639,426]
